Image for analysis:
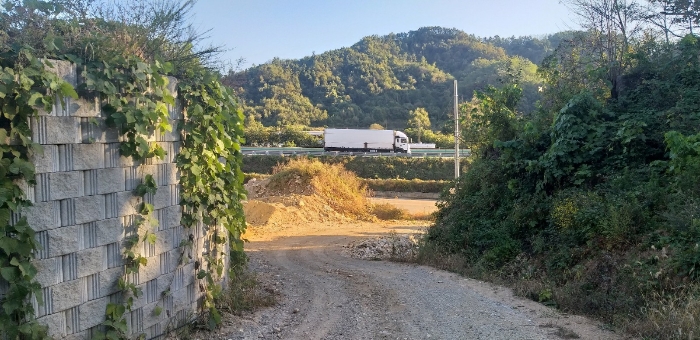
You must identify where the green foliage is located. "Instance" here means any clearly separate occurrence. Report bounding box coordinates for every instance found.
[0,48,80,339]
[243,125,322,147]
[177,67,247,328]
[462,84,522,157]
[241,155,466,181]
[422,32,700,336]
[407,107,431,143]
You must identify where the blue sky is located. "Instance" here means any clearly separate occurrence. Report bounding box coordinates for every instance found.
[191,0,577,69]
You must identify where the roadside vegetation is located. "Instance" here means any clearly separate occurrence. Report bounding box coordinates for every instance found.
[242,155,465,181]
[418,2,700,338]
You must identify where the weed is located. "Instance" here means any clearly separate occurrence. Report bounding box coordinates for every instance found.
[216,264,278,315]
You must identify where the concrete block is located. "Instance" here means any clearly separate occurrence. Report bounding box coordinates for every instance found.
[172,283,190,310]
[142,301,164,330]
[105,191,140,219]
[31,116,81,144]
[79,296,108,331]
[96,168,125,194]
[140,256,160,283]
[83,273,100,301]
[24,201,61,232]
[129,307,144,334]
[124,166,140,191]
[36,312,67,338]
[33,257,62,288]
[182,262,195,288]
[157,164,168,186]
[155,229,174,255]
[49,171,84,200]
[149,186,171,210]
[104,143,138,168]
[165,163,179,185]
[137,165,159,184]
[34,286,53,316]
[157,272,175,296]
[99,267,123,297]
[31,145,59,173]
[52,279,83,311]
[81,117,119,143]
[73,195,105,224]
[77,247,105,278]
[105,242,123,269]
[60,198,75,227]
[162,205,181,230]
[95,218,123,247]
[72,143,104,170]
[47,225,80,257]
[62,253,78,281]
[166,76,178,101]
[170,184,180,206]
[44,59,77,87]
[83,170,98,196]
[63,330,87,340]
[65,96,100,117]
[65,306,79,335]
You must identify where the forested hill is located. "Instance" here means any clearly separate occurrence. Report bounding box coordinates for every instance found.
[223,27,564,129]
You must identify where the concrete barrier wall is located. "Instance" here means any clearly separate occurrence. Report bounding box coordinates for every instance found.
[10,60,219,339]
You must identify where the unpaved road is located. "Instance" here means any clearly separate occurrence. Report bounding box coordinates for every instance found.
[204,200,622,340]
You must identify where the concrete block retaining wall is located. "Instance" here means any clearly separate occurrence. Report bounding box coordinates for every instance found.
[10,61,223,339]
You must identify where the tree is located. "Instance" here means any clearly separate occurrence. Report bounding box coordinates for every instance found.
[407,107,431,143]
[369,123,384,130]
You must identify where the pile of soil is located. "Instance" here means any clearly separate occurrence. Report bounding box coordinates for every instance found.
[243,178,353,227]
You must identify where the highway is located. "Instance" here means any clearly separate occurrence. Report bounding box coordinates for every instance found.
[240,146,471,158]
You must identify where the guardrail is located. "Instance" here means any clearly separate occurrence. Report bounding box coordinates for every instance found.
[240,147,471,158]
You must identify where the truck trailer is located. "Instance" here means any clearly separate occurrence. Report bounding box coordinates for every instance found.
[323,129,411,153]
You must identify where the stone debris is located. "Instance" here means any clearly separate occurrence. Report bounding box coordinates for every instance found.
[345,234,419,261]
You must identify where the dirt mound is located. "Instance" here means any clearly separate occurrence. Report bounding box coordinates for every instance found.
[243,193,351,227]
[243,159,375,227]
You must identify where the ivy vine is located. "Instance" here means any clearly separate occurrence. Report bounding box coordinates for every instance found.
[177,68,247,327]
[0,45,247,338]
[0,49,78,339]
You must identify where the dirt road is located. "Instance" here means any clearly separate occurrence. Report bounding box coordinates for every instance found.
[209,218,621,340]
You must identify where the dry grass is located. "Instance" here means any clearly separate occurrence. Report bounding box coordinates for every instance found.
[625,287,700,340]
[216,265,278,316]
[268,158,372,219]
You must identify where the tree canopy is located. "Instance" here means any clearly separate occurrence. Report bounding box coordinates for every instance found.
[225,27,547,130]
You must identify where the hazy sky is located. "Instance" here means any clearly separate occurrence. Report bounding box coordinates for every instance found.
[191,1,577,69]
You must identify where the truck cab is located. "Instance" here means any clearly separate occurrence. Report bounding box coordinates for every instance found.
[395,131,411,153]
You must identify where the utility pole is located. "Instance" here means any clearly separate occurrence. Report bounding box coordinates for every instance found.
[454,80,459,179]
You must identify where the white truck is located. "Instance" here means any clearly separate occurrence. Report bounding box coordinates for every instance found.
[323,129,411,153]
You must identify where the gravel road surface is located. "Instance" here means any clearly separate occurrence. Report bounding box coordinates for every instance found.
[206,221,621,340]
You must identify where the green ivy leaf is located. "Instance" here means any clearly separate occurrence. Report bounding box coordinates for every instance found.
[59,82,78,99]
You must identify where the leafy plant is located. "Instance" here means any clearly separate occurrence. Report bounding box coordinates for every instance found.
[0,49,78,339]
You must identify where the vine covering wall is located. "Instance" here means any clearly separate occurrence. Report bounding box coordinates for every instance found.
[0,53,245,339]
